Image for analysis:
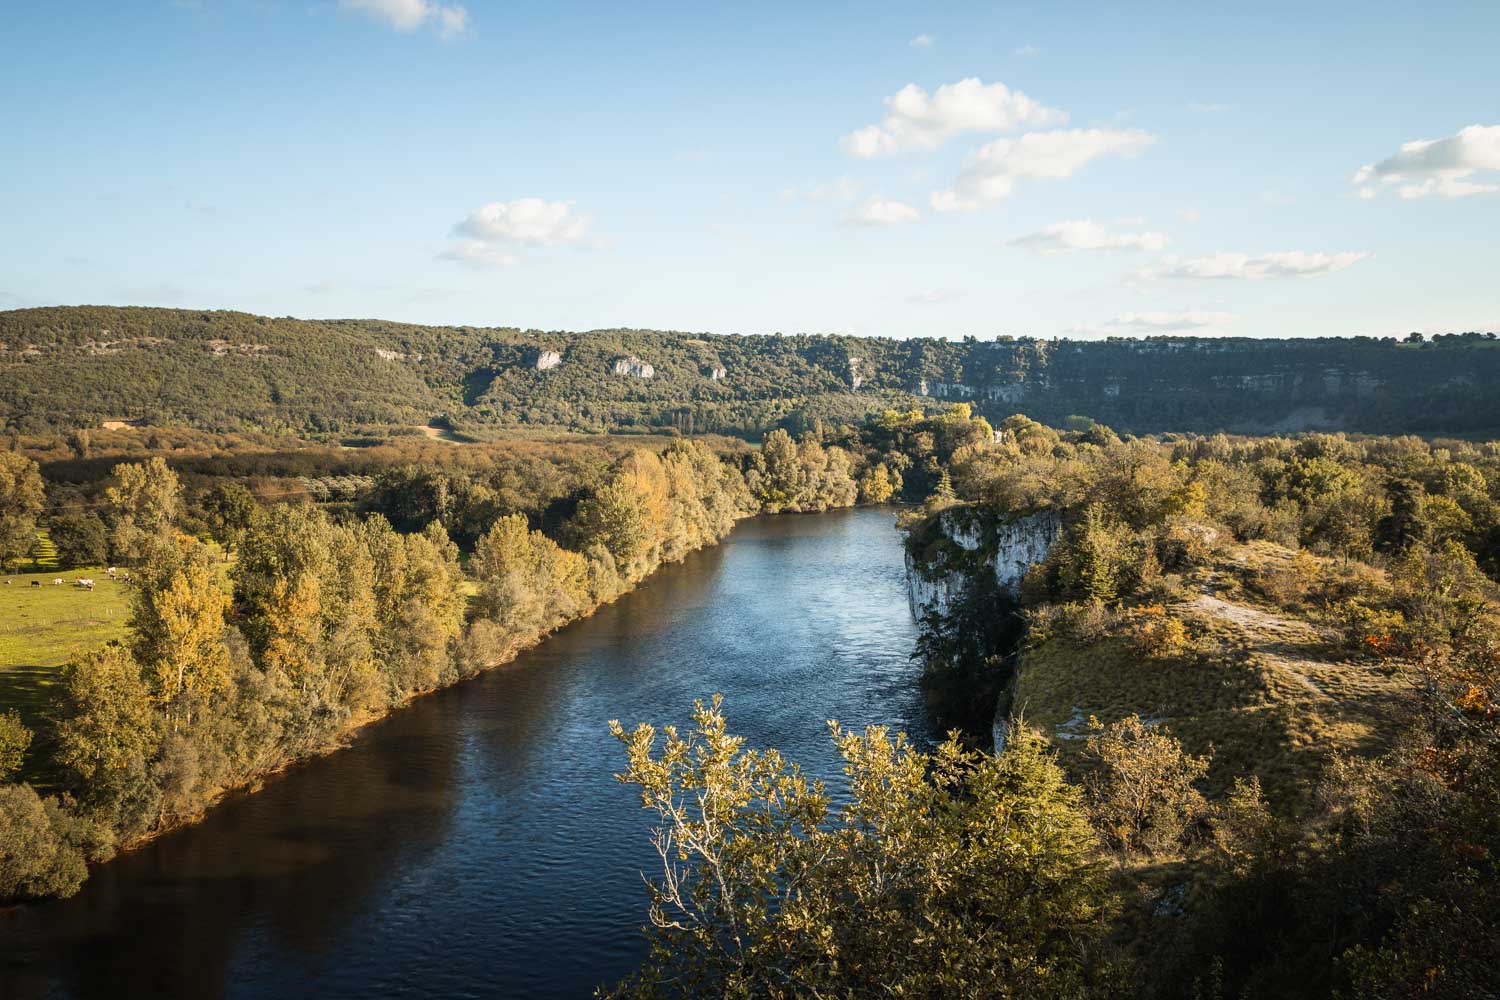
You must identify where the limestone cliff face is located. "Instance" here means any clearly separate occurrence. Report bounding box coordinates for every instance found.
[904,507,1061,620]
[990,511,1062,592]
[904,554,967,621]
[613,356,654,378]
[903,506,1062,749]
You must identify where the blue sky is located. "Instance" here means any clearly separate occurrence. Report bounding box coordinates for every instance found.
[3,1,1497,339]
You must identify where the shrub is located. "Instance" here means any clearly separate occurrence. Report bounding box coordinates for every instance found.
[1249,550,1319,609]
[1082,713,1210,856]
[0,710,32,781]
[1157,517,1224,570]
[1327,599,1407,659]
[1126,605,1193,660]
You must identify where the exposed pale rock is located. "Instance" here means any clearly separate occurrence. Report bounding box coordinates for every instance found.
[613,356,654,378]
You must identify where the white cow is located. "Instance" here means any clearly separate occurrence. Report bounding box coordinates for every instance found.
[53,578,63,586]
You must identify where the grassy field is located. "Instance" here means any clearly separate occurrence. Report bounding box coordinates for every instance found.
[0,566,132,784]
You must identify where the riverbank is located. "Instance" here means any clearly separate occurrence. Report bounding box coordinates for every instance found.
[1,506,926,999]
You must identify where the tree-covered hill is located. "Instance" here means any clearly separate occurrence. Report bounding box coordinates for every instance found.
[4,305,1498,438]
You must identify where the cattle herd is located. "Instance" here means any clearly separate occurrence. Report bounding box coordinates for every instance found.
[8,567,128,590]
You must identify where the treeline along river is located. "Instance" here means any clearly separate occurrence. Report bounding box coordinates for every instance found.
[0,508,928,999]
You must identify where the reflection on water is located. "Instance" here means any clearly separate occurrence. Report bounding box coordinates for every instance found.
[0,507,928,999]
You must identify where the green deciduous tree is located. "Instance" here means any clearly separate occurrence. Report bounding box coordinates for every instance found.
[199,481,257,558]
[104,456,182,565]
[0,451,45,572]
[0,785,90,902]
[49,511,109,568]
[55,644,160,832]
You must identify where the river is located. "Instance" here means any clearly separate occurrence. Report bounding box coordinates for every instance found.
[0,507,929,999]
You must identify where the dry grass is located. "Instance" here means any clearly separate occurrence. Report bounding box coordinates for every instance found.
[1016,540,1411,813]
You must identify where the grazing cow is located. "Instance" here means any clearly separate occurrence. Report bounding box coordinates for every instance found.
[31,580,41,587]
[106,567,117,577]
[53,578,63,586]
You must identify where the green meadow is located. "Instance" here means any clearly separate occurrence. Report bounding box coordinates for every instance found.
[1,565,132,784]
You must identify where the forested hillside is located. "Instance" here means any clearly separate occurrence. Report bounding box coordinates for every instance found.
[5,306,1500,439]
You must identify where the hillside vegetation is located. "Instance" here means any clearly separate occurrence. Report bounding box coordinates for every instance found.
[5,306,1500,439]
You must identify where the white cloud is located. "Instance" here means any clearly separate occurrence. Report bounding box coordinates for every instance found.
[340,0,469,38]
[909,33,934,48]
[1139,250,1369,281]
[802,176,862,203]
[1072,309,1237,336]
[931,127,1155,211]
[453,198,592,246]
[1009,219,1169,255]
[844,199,921,226]
[1353,124,1500,199]
[441,198,592,266]
[840,78,1064,158]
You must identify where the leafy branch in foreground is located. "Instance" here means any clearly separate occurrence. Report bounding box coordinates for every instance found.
[606,696,1110,999]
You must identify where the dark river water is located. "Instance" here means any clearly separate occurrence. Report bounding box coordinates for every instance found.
[0,507,929,999]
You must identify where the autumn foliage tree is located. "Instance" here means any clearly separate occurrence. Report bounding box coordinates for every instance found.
[607,700,1109,998]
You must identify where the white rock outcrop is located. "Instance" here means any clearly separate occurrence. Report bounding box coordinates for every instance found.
[534,350,562,370]
[904,508,1061,620]
[990,510,1062,592]
[614,356,654,378]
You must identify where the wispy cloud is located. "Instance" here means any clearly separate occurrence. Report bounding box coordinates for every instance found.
[931,128,1155,211]
[909,33,934,48]
[909,289,960,304]
[843,199,921,226]
[1353,124,1500,199]
[1008,219,1169,255]
[1138,250,1369,281]
[1072,309,1237,336]
[1014,44,1039,56]
[340,0,470,39]
[799,176,862,204]
[1188,101,1230,113]
[841,78,1064,158]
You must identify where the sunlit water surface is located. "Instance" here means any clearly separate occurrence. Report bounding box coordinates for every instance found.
[0,507,928,999]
